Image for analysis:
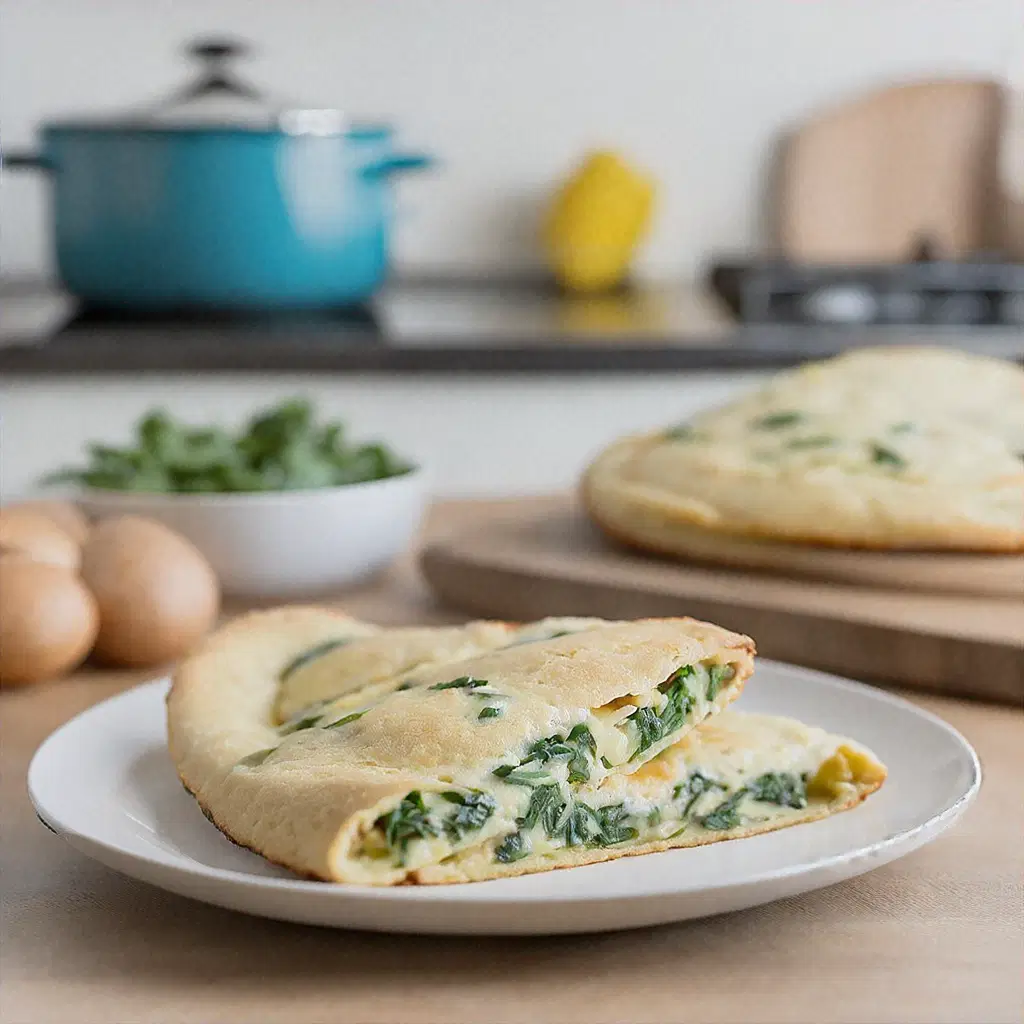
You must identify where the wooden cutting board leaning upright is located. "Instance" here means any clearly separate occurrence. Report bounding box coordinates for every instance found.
[420,496,1024,706]
[778,78,1004,262]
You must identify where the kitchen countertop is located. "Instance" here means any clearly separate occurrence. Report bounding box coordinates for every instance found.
[3,500,1022,1024]
[2,278,1021,374]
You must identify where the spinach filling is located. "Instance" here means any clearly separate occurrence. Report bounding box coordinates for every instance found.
[497,792,640,863]
[495,830,531,863]
[493,722,598,785]
[700,789,747,831]
[375,791,439,865]
[372,789,497,866]
[699,771,808,831]
[366,768,810,869]
[628,665,696,760]
[705,664,734,702]
[440,791,498,843]
[673,770,727,817]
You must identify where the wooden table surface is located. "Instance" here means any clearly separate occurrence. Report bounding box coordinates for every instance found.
[3,503,1022,1024]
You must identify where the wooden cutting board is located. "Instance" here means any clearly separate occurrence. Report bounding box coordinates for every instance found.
[779,78,1003,262]
[420,496,1023,706]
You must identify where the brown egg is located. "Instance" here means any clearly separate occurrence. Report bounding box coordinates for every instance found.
[0,556,99,686]
[80,516,220,667]
[6,500,91,544]
[0,509,81,570]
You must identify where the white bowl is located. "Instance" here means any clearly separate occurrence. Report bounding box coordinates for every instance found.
[75,469,428,600]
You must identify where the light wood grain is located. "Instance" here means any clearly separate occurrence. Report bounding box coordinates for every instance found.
[3,501,1022,1024]
[420,496,1024,705]
[780,79,1003,262]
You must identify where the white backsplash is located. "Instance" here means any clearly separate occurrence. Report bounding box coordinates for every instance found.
[1,0,1016,280]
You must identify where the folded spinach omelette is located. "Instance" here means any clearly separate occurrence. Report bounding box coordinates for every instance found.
[168,609,885,884]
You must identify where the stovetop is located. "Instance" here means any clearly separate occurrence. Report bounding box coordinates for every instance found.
[711,256,1024,327]
[1,276,1021,375]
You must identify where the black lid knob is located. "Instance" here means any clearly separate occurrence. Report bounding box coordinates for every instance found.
[179,38,260,101]
[187,38,249,63]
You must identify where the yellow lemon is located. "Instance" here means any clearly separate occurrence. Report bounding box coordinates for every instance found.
[543,150,656,293]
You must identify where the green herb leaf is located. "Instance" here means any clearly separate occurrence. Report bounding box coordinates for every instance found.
[495,831,531,863]
[326,711,366,728]
[592,803,639,845]
[754,411,803,430]
[376,791,438,865]
[278,712,323,736]
[891,421,915,434]
[673,770,726,817]
[478,706,503,720]
[237,747,277,768]
[429,676,489,691]
[523,734,574,762]
[787,435,835,450]
[747,772,807,809]
[494,767,557,788]
[706,664,734,702]
[870,443,906,469]
[518,784,564,833]
[442,791,497,843]
[280,639,349,682]
[504,628,574,648]
[664,424,699,441]
[700,789,747,831]
[566,723,597,784]
[628,666,696,760]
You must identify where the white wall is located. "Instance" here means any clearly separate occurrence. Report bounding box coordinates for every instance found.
[1,0,1016,280]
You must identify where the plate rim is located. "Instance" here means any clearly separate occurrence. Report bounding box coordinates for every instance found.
[27,659,982,909]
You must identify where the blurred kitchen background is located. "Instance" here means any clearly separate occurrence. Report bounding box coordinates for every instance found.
[2,0,1023,497]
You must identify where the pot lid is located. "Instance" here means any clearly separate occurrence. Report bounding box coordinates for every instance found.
[58,38,390,137]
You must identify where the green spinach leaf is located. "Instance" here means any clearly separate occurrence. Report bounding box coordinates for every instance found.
[673,770,726,817]
[430,676,489,691]
[870,443,906,469]
[325,711,366,728]
[279,639,349,681]
[375,791,438,865]
[237,747,277,768]
[494,831,531,863]
[706,663,734,701]
[754,411,803,430]
[441,791,497,842]
[700,789,747,831]
[747,772,807,808]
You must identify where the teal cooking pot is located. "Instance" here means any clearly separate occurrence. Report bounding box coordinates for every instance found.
[2,40,433,311]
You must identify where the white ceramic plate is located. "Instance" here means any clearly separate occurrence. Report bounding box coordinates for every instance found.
[28,661,979,936]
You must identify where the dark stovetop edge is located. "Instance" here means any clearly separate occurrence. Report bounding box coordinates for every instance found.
[1,326,1021,375]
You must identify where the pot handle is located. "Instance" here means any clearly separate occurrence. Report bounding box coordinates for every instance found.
[360,154,434,180]
[1,151,53,171]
